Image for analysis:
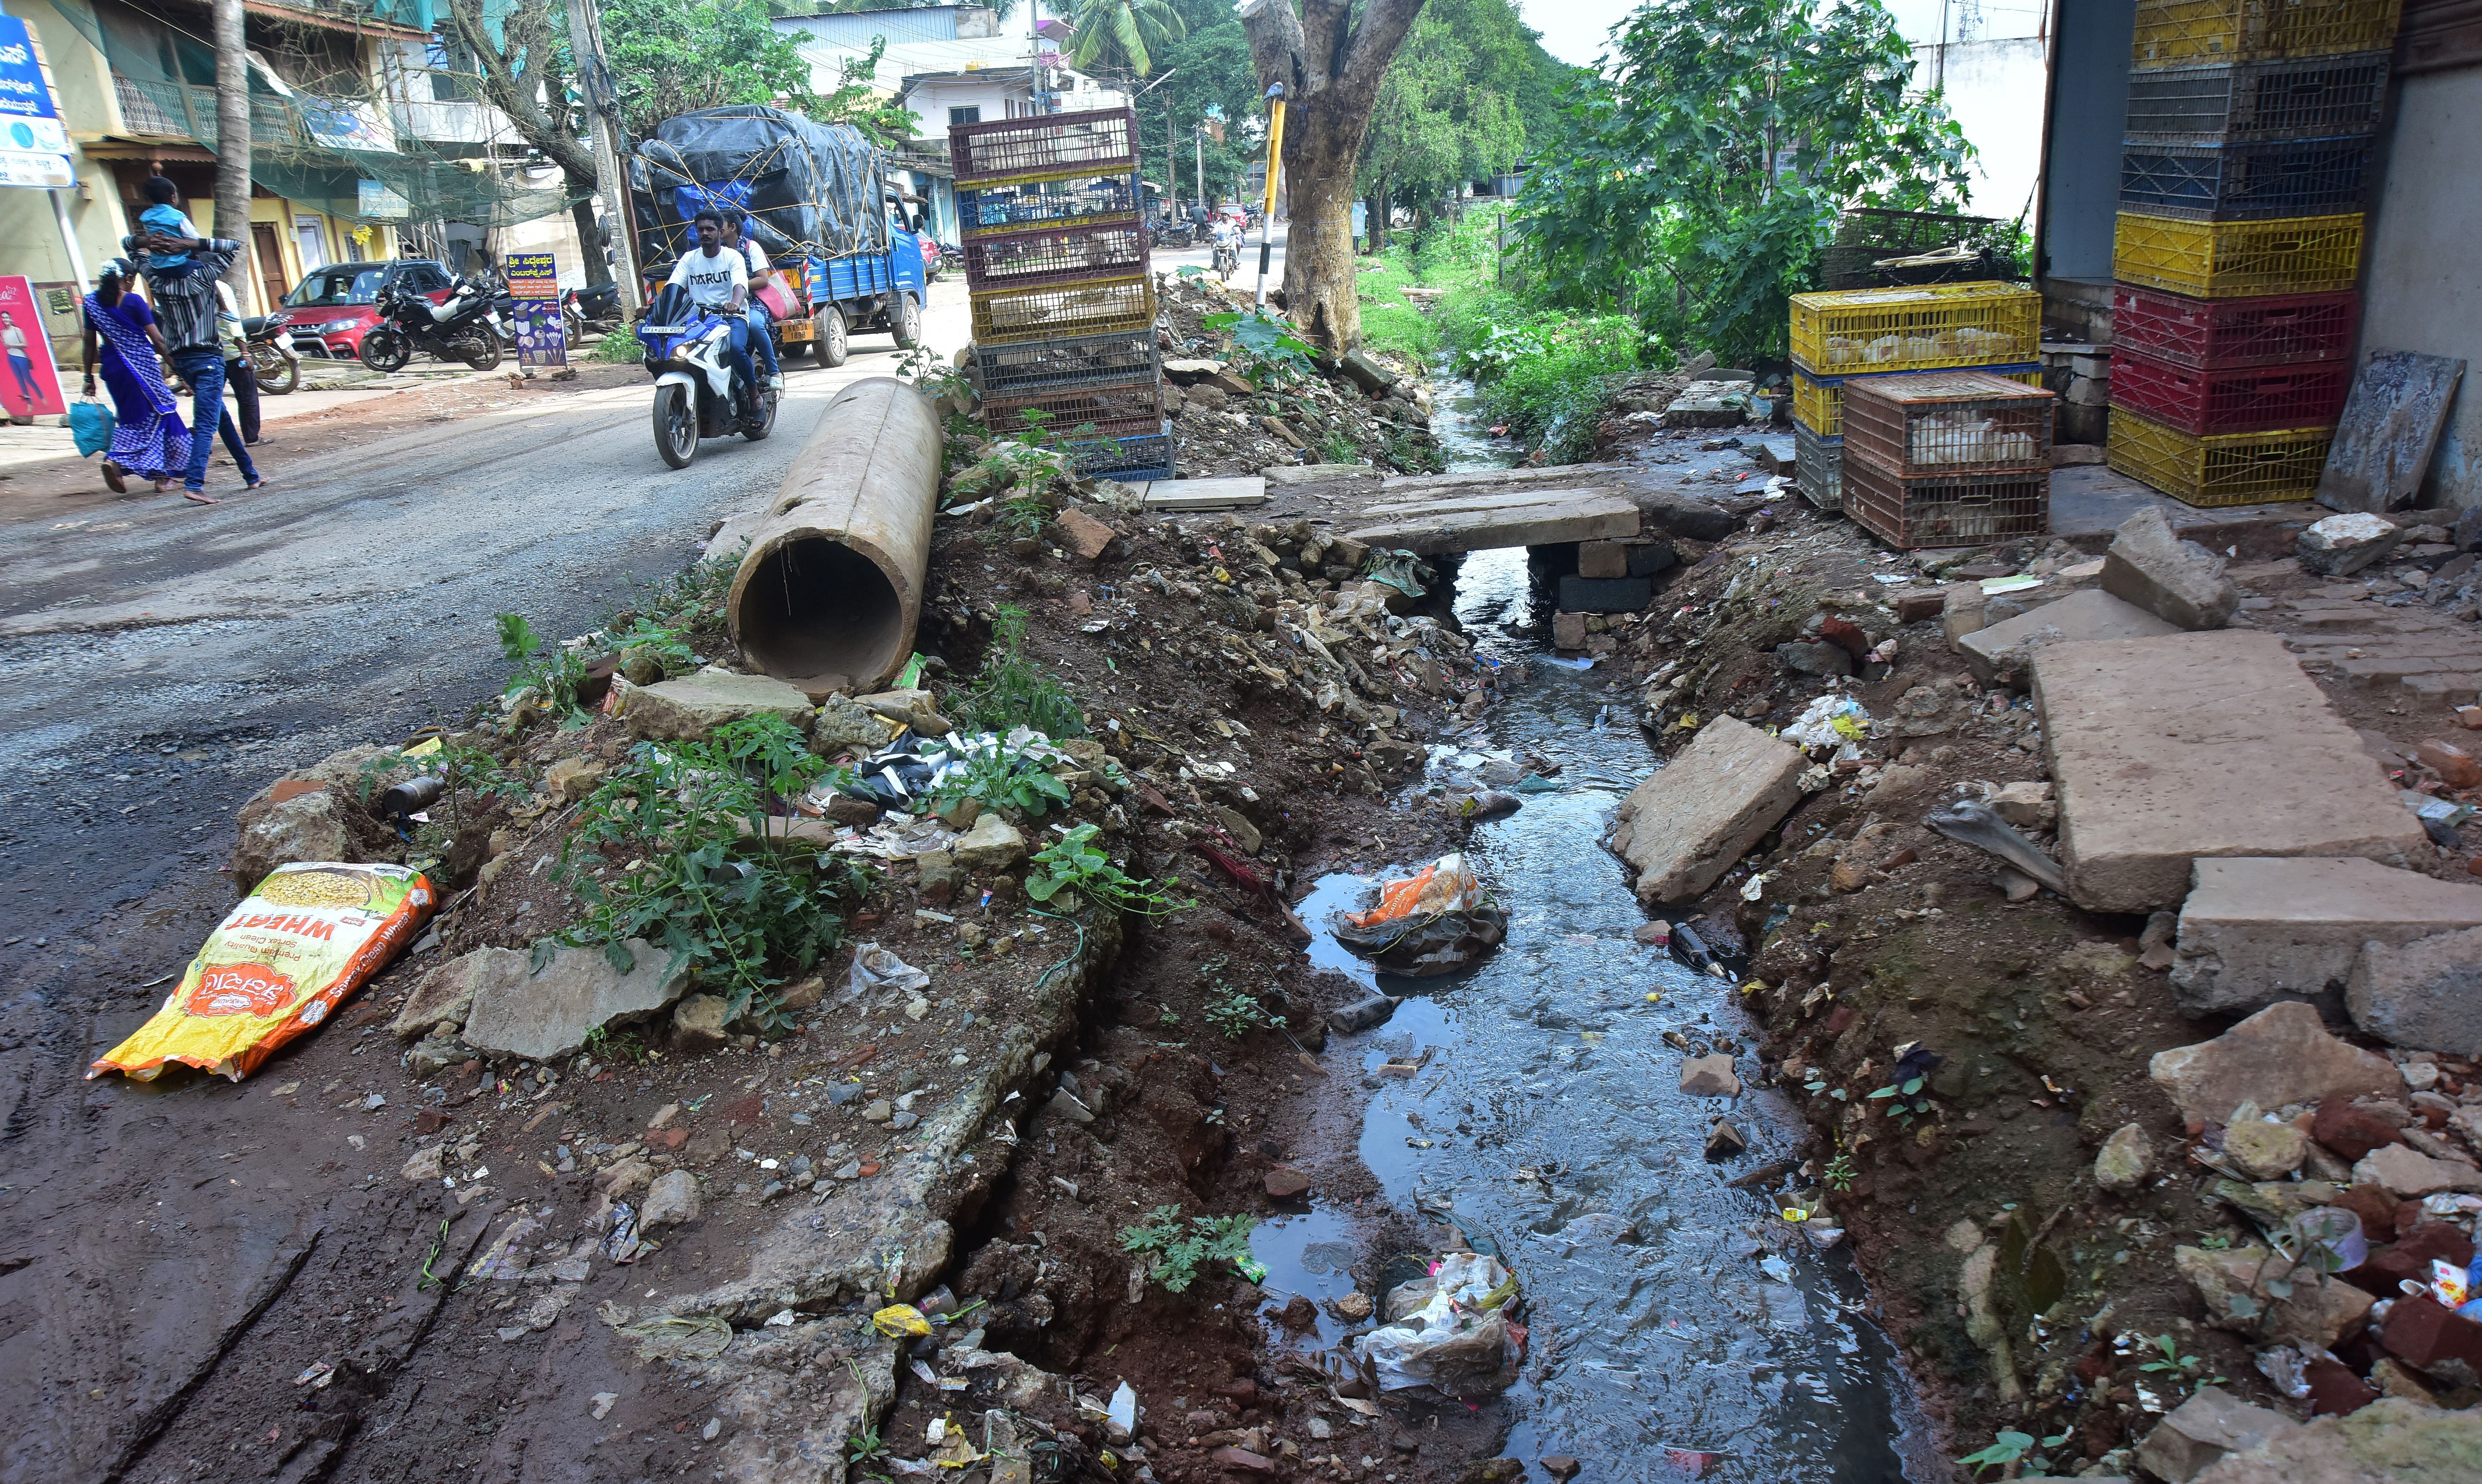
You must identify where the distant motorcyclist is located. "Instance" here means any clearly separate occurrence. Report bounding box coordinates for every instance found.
[1210,215,1241,276]
[719,213,785,393]
[665,209,758,420]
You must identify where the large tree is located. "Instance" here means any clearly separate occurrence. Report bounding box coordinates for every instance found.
[444,0,610,286]
[211,0,251,290]
[1518,0,1971,363]
[1237,0,1428,350]
[601,0,913,142]
[1356,0,1555,251]
[1068,0,1186,77]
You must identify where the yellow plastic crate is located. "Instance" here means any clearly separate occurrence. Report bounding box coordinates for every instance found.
[2106,406,2332,505]
[1793,365,2042,439]
[969,275,1158,346]
[2131,0,2402,71]
[1789,281,2042,376]
[2113,210,2363,298]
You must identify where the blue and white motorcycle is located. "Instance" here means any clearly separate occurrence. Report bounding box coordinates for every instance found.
[638,282,777,469]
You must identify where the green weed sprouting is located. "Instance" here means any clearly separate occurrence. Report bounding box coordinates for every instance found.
[951,604,1086,738]
[1025,823,1192,918]
[1120,1206,1259,1294]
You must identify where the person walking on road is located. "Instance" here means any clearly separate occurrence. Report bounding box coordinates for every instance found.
[213,278,261,446]
[129,226,263,503]
[78,259,189,495]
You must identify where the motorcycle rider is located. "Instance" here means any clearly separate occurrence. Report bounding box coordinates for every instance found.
[719,213,785,393]
[1210,213,1241,276]
[665,209,758,422]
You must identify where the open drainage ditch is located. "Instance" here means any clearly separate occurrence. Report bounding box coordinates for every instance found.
[1245,378,1931,1482]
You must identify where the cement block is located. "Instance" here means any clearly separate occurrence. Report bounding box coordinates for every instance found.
[1626,541,1678,578]
[2034,630,2434,914]
[2171,858,2482,1016]
[1958,588,2181,689]
[1609,717,1808,904]
[1557,574,1653,613]
[2348,925,2482,1055]
[1578,541,1630,579]
[2102,507,2239,630]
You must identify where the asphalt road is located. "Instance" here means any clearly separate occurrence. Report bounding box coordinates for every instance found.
[1153,218,1288,296]
[0,288,968,953]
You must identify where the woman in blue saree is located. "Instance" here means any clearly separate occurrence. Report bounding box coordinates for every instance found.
[78,258,191,498]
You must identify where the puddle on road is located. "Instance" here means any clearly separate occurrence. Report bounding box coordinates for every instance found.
[1251,380,1923,1482]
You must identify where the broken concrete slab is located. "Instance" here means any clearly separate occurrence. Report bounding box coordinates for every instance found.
[2185,1397,2482,1484]
[2299,512,2405,576]
[1346,492,1640,557]
[2170,857,2482,1016]
[2176,1246,2376,1348]
[1139,476,1267,511]
[2034,630,2434,914]
[2102,506,2239,630]
[1958,587,2181,689]
[1609,717,1808,904]
[390,946,525,1040]
[2149,1000,2404,1124]
[619,671,814,742]
[461,938,690,1063]
[2348,925,2482,1055]
[2136,1385,2300,1483]
[2353,1141,2482,1196]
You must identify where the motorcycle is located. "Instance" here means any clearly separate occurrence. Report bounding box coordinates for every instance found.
[241,315,300,396]
[561,282,621,339]
[637,282,776,469]
[358,274,504,373]
[1212,237,1239,276]
[1159,221,1196,251]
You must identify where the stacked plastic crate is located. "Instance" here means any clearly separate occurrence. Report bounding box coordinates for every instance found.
[949,107,1172,481]
[1788,280,2044,515]
[1839,371,2059,549]
[2105,0,2400,506]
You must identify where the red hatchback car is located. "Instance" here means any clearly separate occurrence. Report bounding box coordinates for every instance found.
[264,259,455,359]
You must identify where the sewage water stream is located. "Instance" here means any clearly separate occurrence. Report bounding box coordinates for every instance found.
[1249,380,1928,1482]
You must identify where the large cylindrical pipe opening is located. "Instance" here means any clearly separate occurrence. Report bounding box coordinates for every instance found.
[728,376,943,694]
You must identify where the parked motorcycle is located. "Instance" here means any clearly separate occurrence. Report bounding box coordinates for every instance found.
[1159,222,1196,251]
[241,315,300,395]
[561,282,622,339]
[637,283,776,469]
[358,274,504,372]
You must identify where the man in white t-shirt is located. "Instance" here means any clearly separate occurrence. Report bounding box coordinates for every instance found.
[719,214,784,392]
[663,209,756,408]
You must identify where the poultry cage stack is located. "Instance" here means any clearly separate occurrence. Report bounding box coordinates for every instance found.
[1839,370,2058,549]
[951,107,1172,481]
[2107,0,2400,505]
[1787,281,2044,514]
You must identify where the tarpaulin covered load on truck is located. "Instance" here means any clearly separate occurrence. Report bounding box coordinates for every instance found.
[630,105,890,266]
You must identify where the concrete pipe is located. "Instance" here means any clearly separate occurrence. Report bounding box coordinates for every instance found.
[728,376,945,693]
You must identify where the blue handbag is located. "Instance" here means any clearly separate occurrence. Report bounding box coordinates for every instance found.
[69,397,114,458]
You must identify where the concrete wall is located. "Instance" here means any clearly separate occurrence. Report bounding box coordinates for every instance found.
[2361,64,2482,510]
[1911,35,2050,217]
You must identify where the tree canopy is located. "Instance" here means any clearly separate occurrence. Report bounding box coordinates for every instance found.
[1516,0,1971,363]
[1358,0,1571,234]
[603,0,914,143]
[1068,0,1187,77]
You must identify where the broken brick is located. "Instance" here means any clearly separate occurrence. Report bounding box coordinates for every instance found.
[2380,1294,2482,1385]
[2314,1100,2408,1163]
[2418,738,2482,788]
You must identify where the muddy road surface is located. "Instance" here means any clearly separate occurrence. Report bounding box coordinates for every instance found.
[0,359,901,1484]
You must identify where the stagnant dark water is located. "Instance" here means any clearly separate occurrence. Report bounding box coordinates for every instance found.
[1248,380,1929,1483]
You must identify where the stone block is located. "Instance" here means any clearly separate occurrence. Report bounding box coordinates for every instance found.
[1577,540,1630,579]
[1679,1055,1741,1096]
[2348,924,2482,1055]
[954,813,1028,872]
[2101,507,2239,630]
[1054,507,1118,561]
[2176,1245,2375,1348]
[1959,588,2181,690]
[2095,1121,2153,1193]
[1555,574,1653,613]
[2170,857,2482,1016]
[1610,717,1808,904]
[2136,1385,2299,1483]
[2299,513,2405,576]
[390,946,525,1040]
[1775,639,1853,677]
[1551,611,1588,651]
[620,671,814,742]
[1895,591,1948,623]
[1627,541,1679,578]
[2184,1397,2482,1484]
[462,939,689,1064]
[2034,630,2433,914]
[2150,1000,2403,1124]
[2352,1142,2482,1196]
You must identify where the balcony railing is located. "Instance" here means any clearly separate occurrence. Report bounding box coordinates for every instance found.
[109,72,396,155]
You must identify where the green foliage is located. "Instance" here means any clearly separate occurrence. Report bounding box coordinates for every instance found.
[496,612,597,724]
[608,617,694,679]
[1824,1153,1856,1191]
[1517,0,1973,364]
[1359,0,1569,237]
[1120,1206,1259,1293]
[1148,0,1267,208]
[951,604,1086,738]
[845,1424,888,1467]
[591,323,645,363]
[550,715,875,1029]
[1202,310,1319,387]
[603,0,914,143]
[1069,0,1186,77]
[1435,296,1645,463]
[1203,983,1282,1040]
[1026,823,1192,917]
[927,739,1072,819]
[2136,1333,2222,1394]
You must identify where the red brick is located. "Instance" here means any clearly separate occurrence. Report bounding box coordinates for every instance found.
[2330,1183,2400,1243]
[1819,615,1870,658]
[2304,1356,2380,1415]
[2380,1294,2482,1381]
[1895,592,1947,623]
[2314,1099,2408,1162]
[2354,1220,2477,1292]
[2418,738,2482,788]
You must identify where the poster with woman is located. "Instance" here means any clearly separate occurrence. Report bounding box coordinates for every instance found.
[0,274,64,419]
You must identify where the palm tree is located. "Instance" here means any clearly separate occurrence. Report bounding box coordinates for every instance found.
[1067,0,1184,77]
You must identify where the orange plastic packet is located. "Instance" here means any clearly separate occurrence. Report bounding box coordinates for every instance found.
[1344,853,1482,929]
[89,862,437,1083]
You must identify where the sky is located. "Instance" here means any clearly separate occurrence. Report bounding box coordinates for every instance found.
[1519,0,2054,68]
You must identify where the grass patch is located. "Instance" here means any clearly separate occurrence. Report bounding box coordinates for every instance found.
[590,323,644,363]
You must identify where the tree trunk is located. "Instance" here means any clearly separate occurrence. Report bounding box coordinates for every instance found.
[567,182,612,288]
[210,0,251,293]
[1238,0,1427,352]
[1369,180,1389,254]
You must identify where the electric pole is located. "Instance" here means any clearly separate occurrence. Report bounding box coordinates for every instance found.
[210,0,251,290]
[565,0,642,312]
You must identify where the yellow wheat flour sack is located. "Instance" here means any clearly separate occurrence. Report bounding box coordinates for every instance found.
[89,863,437,1083]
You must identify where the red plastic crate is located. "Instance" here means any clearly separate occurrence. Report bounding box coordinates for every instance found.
[961,221,1149,290]
[2109,347,2351,435]
[2110,284,2359,369]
